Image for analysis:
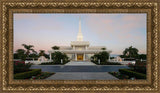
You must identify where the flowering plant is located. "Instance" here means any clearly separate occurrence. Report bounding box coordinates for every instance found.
[14,61,32,74]
[128,63,135,69]
[128,60,146,74]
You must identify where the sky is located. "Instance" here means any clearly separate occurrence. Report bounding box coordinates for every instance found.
[14,13,146,55]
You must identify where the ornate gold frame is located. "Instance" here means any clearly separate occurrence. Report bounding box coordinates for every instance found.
[0,0,159,92]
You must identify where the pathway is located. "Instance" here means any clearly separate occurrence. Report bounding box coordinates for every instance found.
[45,72,118,80]
[30,61,129,80]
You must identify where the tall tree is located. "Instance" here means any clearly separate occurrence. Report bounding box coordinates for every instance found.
[91,51,109,62]
[22,44,34,57]
[38,50,49,58]
[39,50,45,56]
[15,49,26,61]
[123,46,139,58]
[52,46,60,50]
[29,50,38,60]
[51,52,69,64]
[138,54,146,60]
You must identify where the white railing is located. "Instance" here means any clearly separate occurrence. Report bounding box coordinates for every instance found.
[25,60,52,65]
[108,60,136,65]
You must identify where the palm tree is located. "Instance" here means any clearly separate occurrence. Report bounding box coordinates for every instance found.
[52,46,60,50]
[123,46,139,58]
[22,44,34,57]
[29,50,38,60]
[39,50,45,56]
[32,49,37,54]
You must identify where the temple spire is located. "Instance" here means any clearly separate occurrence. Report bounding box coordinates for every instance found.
[77,17,83,41]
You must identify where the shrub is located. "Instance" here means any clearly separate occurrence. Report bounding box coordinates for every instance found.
[134,60,146,74]
[109,72,129,79]
[127,60,146,74]
[14,61,32,74]
[92,61,121,65]
[104,62,122,65]
[119,69,146,79]
[51,52,70,64]
[31,72,55,79]
[40,61,68,65]
[14,69,41,79]
[128,63,135,69]
[91,51,109,62]
[40,62,54,65]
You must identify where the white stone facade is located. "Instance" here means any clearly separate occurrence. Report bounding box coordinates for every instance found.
[48,18,111,61]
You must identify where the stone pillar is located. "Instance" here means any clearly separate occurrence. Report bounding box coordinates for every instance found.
[61,59,63,64]
[73,46,75,50]
[98,59,100,64]
[49,53,52,61]
[83,53,85,61]
[85,46,87,50]
[75,53,77,61]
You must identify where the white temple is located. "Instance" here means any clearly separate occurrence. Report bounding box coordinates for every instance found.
[48,18,111,61]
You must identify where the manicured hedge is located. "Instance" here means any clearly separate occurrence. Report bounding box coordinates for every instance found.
[14,69,41,79]
[40,62,54,65]
[119,69,146,79]
[40,62,68,65]
[92,61,122,65]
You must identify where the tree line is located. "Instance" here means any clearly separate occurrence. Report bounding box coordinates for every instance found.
[91,46,146,62]
[14,44,69,63]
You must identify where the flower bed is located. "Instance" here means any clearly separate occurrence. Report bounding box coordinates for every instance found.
[14,69,41,79]
[40,62,68,65]
[109,60,147,79]
[30,72,55,79]
[14,61,33,74]
[119,69,146,79]
[109,72,129,79]
[92,61,122,65]
[128,61,146,74]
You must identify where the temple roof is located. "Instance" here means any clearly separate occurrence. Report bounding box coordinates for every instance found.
[71,41,90,46]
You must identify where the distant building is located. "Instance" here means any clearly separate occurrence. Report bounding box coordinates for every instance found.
[111,56,123,62]
[48,18,111,61]
[38,56,48,61]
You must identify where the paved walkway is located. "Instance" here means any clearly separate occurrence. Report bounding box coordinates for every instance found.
[30,62,128,80]
[45,72,118,80]
[65,61,96,66]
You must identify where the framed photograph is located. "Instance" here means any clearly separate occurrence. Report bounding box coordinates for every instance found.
[0,0,159,92]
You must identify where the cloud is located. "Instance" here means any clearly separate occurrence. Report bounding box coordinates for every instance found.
[86,14,146,41]
[85,14,146,54]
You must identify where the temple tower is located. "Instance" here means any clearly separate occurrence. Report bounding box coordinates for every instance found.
[77,17,83,41]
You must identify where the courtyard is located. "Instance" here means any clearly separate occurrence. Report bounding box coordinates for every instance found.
[29,61,129,80]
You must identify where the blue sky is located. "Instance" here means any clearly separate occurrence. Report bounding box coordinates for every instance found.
[14,13,146,55]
